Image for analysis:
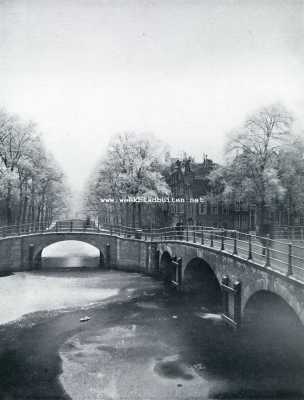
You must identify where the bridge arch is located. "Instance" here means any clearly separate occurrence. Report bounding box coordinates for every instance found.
[242,289,304,369]
[243,289,302,329]
[241,279,304,323]
[183,257,222,307]
[160,250,174,281]
[31,235,107,270]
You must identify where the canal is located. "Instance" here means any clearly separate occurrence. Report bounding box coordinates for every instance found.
[0,242,304,399]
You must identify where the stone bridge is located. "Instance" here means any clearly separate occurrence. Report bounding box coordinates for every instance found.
[1,222,304,330]
[157,241,304,328]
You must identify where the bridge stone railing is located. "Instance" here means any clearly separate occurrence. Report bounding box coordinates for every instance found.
[1,220,304,283]
[0,219,99,238]
[106,224,304,283]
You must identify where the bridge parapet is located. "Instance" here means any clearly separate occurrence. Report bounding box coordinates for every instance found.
[1,221,304,283]
[0,219,99,238]
[103,224,304,284]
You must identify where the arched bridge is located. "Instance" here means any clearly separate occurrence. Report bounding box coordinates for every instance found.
[1,220,304,329]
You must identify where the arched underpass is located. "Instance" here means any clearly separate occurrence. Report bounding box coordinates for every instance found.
[182,257,222,311]
[36,240,105,270]
[218,290,304,396]
[160,251,174,282]
[242,290,304,363]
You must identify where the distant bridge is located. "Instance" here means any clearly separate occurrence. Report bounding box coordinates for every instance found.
[1,220,304,329]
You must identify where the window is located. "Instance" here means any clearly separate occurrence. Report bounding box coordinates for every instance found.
[241,214,248,227]
[200,203,207,215]
[212,202,218,215]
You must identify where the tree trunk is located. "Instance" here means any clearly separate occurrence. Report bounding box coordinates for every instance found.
[30,183,36,225]
[6,183,12,225]
[22,196,29,225]
[132,203,136,228]
[49,208,53,225]
[138,203,142,228]
[18,182,23,225]
[256,200,271,255]
[36,204,41,228]
[126,203,130,226]
[256,201,270,237]
[40,204,45,228]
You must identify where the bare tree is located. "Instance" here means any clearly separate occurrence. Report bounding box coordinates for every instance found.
[0,108,69,226]
[84,132,171,228]
[225,104,293,236]
[278,135,304,225]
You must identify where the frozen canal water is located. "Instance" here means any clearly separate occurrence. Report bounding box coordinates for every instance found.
[0,268,304,399]
[0,271,118,325]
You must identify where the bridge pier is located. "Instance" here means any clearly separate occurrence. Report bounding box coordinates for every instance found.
[177,257,183,291]
[221,275,229,317]
[106,243,111,269]
[99,250,104,268]
[151,244,160,275]
[220,276,242,328]
[28,244,34,270]
[164,256,183,291]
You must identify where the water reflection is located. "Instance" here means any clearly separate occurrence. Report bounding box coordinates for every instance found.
[42,256,100,268]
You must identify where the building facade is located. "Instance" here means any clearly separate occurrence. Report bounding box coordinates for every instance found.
[166,156,257,232]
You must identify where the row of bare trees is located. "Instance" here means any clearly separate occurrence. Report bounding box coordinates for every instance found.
[0,109,69,227]
[83,132,170,228]
[209,103,304,236]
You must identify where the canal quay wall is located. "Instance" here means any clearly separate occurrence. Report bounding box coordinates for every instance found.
[1,231,304,327]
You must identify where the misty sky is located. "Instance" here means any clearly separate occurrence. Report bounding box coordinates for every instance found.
[0,0,303,191]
